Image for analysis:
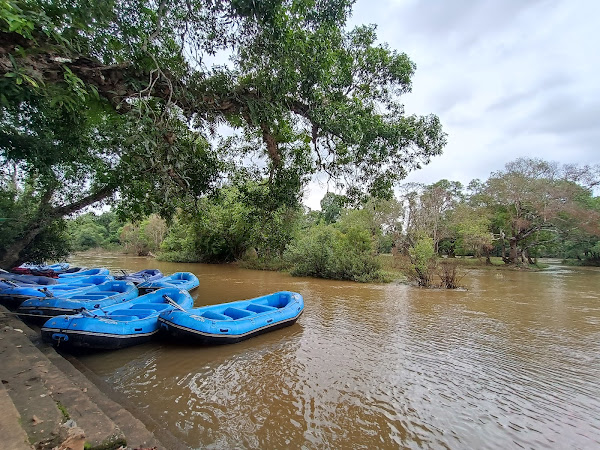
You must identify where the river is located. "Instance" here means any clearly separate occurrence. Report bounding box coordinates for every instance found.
[68,253,600,449]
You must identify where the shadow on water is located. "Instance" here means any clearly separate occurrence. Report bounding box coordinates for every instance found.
[70,254,600,449]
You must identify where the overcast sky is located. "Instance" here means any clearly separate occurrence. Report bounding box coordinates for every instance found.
[304,0,600,209]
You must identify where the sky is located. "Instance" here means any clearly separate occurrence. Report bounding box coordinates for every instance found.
[303,0,600,209]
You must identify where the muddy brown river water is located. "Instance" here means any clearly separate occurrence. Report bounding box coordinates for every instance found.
[68,254,600,449]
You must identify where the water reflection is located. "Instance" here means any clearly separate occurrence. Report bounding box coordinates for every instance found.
[72,255,600,449]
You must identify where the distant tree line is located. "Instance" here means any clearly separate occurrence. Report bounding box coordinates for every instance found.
[66,158,600,284]
[67,212,167,257]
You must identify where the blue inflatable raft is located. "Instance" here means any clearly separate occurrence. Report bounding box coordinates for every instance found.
[114,269,164,285]
[58,267,110,278]
[0,273,59,285]
[17,280,138,318]
[0,275,114,307]
[13,262,70,274]
[41,288,194,350]
[138,272,199,294]
[158,291,304,344]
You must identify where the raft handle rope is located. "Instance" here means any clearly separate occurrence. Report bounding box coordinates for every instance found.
[78,307,98,318]
[163,294,186,312]
[37,287,55,298]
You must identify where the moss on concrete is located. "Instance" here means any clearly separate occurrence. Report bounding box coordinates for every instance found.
[84,436,127,450]
[56,401,70,422]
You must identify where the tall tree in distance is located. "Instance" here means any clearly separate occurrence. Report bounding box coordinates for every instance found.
[484,158,600,265]
[320,192,349,224]
[398,180,463,253]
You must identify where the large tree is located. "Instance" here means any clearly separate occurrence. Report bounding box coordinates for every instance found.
[0,0,446,268]
[484,158,600,265]
[0,94,220,267]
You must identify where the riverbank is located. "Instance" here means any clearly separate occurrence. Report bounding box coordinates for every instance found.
[0,305,185,450]
[71,249,550,287]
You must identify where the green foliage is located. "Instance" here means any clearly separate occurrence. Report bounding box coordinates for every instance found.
[557,231,600,265]
[393,161,600,268]
[0,89,221,267]
[70,221,106,251]
[483,158,600,264]
[160,190,399,281]
[1,0,446,199]
[19,217,70,264]
[0,181,71,265]
[56,401,70,422]
[4,1,598,277]
[377,233,395,254]
[285,224,335,279]
[120,214,167,256]
[160,182,302,264]
[320,192,348,224]
[0,0,448,267]
[408,236,436,287]
[449,203,493,257]
[286,221,383,282]
[67,211,123,251]
[158,218,199,263]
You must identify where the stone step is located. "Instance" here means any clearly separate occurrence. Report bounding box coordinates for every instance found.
[0,317,123,448]
[0,306,166,449]
[0,382,33,450]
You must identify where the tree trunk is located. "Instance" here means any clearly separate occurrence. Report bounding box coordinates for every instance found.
[0,186,114,270]
[524,248,534,265]
[500,230,507,262]
[0,188,55,269]
[0,224,45,269]
[447,240,456,258]
[503,237,518,264]
[484,246,492,265]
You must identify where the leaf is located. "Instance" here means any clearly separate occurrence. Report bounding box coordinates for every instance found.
[89,84,99,100]
[22,74,38,88]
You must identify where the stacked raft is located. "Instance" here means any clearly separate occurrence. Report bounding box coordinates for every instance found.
[41,287,194,350]
[2,264,304,351]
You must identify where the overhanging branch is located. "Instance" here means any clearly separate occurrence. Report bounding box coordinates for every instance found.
[53,186,115,216]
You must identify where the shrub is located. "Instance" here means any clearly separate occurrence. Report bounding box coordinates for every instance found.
[158,218,201,262]
[71,222,107,251]
[437,260,461,289]
[286,223,383,282]
[408,237,436,287]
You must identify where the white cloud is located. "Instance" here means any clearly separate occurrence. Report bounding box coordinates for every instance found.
[332,0,600,196]
[195,1,600,210]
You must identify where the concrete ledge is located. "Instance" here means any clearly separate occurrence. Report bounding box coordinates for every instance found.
[0,382,33,449]
[0,305,176,449]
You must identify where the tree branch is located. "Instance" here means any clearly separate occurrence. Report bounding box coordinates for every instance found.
[53,185,115,217]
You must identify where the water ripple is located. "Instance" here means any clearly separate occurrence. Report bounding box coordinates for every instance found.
[72,260,600,449]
